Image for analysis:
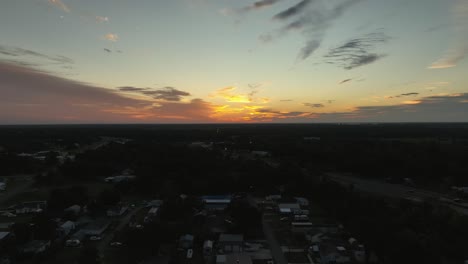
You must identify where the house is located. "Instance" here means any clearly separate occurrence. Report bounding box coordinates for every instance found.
[203,195,232,211]
[189,142,213,150]
[15,201,47,214]
[293,215,310,222]
[18,240,51,255]
[104,175,136,183]
[291,222,313,233]
[144,199,164,208]
[203,240,213,256]
[81,219,110,236]
[179,234,194,249]
[278,203,301,215]
[0,222,13,232]
[265,195,281,201]
[107,206,128,217]
[319,244,352,264]
[59,221,75,236]
[64,204,81,215]
[294,197,309,207]
[0,180,6,191]
[69,230,86,244]
[218,234,243,253]
[0,232,10,243]
[216,253,253,264]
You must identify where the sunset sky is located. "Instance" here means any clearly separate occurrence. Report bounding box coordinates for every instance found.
[1,0,467,123]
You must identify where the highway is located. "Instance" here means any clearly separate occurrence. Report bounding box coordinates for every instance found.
[325,172,468,215]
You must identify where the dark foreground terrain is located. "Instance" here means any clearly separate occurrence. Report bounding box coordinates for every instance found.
[0,123,468,264]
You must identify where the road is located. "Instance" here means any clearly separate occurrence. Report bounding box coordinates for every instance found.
[325,172,468,215]
[98,206,144,259]
[262,214,287,264]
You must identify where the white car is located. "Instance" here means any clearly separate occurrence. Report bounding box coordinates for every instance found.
[89,236,102,241]
[110,242,123,247]
[65,239,81,247]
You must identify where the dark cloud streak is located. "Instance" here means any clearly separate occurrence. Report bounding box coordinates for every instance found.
[119,86,191,102]
[339,79,352,84]
[273,0,312,20]
[303,103,324,108]
[0,45,74,66]
[324,32,389,69]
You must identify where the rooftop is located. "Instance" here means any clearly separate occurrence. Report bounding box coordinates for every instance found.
[219,234,244,243]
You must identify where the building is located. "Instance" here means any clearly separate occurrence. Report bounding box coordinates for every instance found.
[59,221,75,236]
[278,203,301,215]
[204,240,213,256]
[0,181,6,191]
[179,234,194,249]
[203,195,232,211]
[18,240,51,255]
[318,244,352,264]
[81,219,110,236]
[291,222,314,233]
[294,197,309,207]
[15,201,47,214]
[216,253,253,264]
[104,175,136,183]
[145,199,164,208]
[0,232,10,243]
[107,206,128,217]
[218,234,244,253]
[64,204,81,215]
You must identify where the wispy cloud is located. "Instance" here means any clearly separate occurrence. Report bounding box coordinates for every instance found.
[104,33,119,42]
[0,45,74,68]
[249,108,312,121]
[429,0,468,69]
[385,92,419,99]
[401,92,419,96]
[118,86,148,92]
[118,86,191,102]
[339,78,352,84]
[237,0,364,61]
[303,103,325,108]
[96,16,109,23]
[48,0,70,13]
[287,0,365,61]
[273,0,312,20]
[324,32,389,69]
[242,0,282,12]
[315,93,468,122]
[142,87,191,101]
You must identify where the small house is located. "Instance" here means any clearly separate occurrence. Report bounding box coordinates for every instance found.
[179,234,194,249]
[218,234,243,253]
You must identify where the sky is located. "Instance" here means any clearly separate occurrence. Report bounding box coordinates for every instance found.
[0,0,467,124]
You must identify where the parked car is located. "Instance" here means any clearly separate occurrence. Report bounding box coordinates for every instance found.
[65,239,81,247]
[110,242,123,247]
[89,236,102,241]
